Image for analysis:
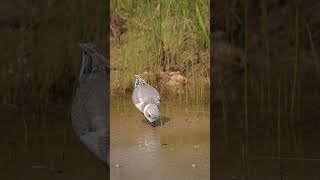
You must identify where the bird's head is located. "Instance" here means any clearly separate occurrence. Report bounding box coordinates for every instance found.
[143,104,160,123]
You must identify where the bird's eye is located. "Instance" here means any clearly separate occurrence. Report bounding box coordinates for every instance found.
[148,115,151,117]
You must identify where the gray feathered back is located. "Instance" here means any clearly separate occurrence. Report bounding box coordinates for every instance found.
[132,75,160,107]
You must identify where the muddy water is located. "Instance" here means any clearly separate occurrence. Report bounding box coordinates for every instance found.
[110,96,210,180]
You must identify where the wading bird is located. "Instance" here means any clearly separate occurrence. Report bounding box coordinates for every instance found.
[71,43,109,166]
[132,75,160,127]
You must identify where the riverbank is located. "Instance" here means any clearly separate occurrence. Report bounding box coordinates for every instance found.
[110,0,210,99]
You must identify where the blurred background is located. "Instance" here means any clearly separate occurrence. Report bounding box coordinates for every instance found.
[212,0,320,179]
[0,0,108,179]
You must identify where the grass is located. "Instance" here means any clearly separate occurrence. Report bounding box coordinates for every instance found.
[260,0,271,112]
[110,0,210,100]
[215,0,320,178]
[243,0,250,178]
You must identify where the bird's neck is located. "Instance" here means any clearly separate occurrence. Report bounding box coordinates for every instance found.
[135,102,150,113]
[143,104,153,115]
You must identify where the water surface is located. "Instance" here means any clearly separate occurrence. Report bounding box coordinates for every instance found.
[110,96,210,180]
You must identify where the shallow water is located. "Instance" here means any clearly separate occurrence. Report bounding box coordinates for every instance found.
[110,96,210,180]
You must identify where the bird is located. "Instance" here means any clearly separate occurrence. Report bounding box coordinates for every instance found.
[71,43,109,166]
[132,75,160,127]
